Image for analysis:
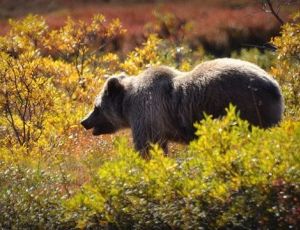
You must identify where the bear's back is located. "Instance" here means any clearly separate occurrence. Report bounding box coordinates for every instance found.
[138,66,179,86]
[172,58,283,129]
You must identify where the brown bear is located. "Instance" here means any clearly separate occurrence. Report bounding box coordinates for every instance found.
[81,58,284,157]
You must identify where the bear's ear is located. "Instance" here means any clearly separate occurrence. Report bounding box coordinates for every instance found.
[106,78,124,95]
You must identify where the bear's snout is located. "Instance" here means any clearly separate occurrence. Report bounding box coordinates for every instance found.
[81,112,95,130]
[81,118,93,130]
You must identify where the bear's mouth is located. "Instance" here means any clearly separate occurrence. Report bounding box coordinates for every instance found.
[92,127,103,136]
[92,122,117,136]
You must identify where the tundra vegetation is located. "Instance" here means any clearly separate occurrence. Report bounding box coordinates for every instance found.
[0,9,299,229]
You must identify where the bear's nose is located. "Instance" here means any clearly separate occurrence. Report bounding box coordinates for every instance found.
[81,118,92,130]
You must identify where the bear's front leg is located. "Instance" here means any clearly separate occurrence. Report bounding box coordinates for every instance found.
[132,131,151,159]
[131,125,168,159]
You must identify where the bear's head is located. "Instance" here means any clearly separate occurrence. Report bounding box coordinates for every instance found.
[81,75,127,135]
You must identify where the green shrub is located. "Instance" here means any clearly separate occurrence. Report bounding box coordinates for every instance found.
[65,106,300,229]
[231,48,276,70]
[0,161,74,229]
[1,11,300,230]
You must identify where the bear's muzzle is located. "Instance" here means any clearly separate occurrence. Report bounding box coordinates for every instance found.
[81,111,95,130]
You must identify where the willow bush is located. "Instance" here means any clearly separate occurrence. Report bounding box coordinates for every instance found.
[0,12,299,229]
[271,12,300,117]
[65,106,300,229]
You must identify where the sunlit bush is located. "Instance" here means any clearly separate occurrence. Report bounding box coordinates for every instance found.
[145,10,193,44]
[120,34,162,75]
[65,106,300,229]
[0,11,300,229]
[0,51,54,150]
[0,15,47,56]
[43,15,125,101]
[121,33,211,75]
[0,14,128,160]
[271,12,300,117]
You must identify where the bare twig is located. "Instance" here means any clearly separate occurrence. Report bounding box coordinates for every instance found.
[264,0,285,25]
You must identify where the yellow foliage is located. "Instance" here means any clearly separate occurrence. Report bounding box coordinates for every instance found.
[271,12,300,118]
[272,12,300,60]
[0,11,300,229]
[121,34,162,75]
[0,14,126,162]
[0,15,47,55]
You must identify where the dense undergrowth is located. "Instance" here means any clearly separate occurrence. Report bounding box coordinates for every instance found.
[65,107,300,229]
[0,11,299,229]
